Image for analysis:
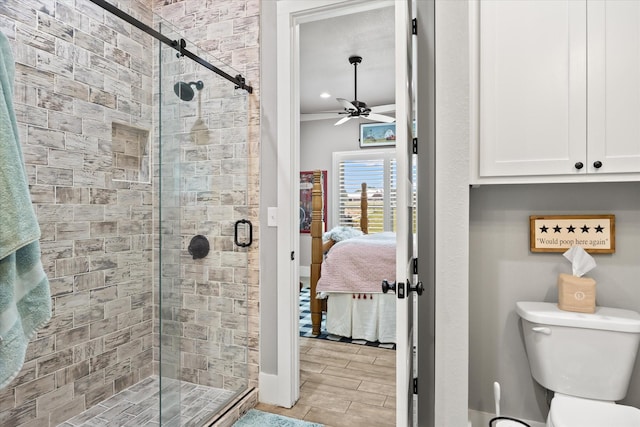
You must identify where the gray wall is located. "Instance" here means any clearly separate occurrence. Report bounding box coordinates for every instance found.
[469,182,640,422]
[299,118,361,269]
[259,0,278,375]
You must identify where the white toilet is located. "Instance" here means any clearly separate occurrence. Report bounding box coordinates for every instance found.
[516,301,640,427]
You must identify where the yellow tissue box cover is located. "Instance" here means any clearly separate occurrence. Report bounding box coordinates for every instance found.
[558,273,596,314]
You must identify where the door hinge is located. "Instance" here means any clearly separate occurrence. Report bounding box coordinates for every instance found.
[413,258,418,275]
[412,18,417,35]
[412,137,418,154]
[413,377,418,394]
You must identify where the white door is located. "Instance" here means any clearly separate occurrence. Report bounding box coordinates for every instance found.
[395,1,417,425]
[395,2,436,425]
[414,2,436,426]
[275,0,434,420]
[587,0,640,174]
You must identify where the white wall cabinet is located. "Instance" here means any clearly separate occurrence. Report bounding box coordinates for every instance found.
[473,0,640,183]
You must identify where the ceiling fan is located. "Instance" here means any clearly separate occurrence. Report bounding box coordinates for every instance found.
[333,56,396,126]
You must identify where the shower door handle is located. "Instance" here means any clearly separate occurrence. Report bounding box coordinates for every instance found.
[234,219,253,247]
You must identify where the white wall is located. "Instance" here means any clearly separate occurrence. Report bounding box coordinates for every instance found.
[469,182,640,423]
[434,1,470,425]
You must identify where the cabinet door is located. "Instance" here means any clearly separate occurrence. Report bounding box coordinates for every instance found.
[588,1,640,174]
[479,1,586,177]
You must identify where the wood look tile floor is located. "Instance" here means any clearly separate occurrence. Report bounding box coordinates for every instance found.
[256,337,396,427]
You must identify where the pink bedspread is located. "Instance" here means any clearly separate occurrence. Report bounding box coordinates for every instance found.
[316,232,396,294]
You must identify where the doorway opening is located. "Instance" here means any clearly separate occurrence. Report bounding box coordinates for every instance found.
[295,1,398,424]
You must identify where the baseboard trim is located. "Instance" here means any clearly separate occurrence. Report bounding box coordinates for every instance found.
[468,409,545,427]
[258,372,294,408]
[299,266,310,277]
[258,372,278,405]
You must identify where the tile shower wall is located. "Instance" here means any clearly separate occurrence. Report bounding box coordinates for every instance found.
[0,0,260,424]
[0,1,155,425]
[152,0,260,393]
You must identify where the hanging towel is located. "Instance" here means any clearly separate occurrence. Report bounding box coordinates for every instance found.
[0,31,51,389]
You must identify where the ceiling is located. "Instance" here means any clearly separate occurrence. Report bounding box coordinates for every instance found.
[299,6,395,117]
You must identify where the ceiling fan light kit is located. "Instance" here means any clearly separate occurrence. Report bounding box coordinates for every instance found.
[334,55,395,126]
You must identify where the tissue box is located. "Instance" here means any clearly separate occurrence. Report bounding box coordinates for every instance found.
[557,273,596,313]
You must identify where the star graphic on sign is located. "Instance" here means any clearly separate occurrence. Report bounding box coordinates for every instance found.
[581,225,590,233]
[595,225,604,233]
[539,225,549,233]
[553,225,562,233]
[567,225,576,233]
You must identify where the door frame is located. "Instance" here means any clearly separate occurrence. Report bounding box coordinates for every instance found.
[267,2,470,425]
[394,0,417,424]
[266,0,395,408]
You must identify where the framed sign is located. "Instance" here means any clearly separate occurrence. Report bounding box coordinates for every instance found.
[359,122,396,147]
[529,215,615,254]
[300,170,327,233]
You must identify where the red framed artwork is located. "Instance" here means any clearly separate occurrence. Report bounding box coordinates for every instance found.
[300,170,327,233]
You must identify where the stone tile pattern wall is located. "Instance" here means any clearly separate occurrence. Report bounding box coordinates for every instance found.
[112,122,150,182]
[0,1,155,426]
[152,0,260,397]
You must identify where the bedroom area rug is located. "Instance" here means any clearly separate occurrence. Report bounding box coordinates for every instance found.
[232,409,323,427]
[299,287,396,350]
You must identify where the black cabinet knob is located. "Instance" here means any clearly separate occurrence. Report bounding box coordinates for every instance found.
[574,162,584,170]
[593,160,603,169]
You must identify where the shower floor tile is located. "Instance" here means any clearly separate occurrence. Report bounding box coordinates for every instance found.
[61,375,236,427]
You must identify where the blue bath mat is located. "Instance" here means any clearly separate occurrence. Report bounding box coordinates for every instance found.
[233,409,323,427]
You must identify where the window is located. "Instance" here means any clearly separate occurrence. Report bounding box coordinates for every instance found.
[333,150,397,233]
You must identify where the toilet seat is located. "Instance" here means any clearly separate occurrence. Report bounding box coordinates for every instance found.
[549,394,640,427]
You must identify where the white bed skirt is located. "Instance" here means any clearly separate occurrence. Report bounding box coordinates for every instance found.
[324,293,396,344]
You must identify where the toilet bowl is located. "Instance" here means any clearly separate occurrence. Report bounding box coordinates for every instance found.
[516,302,640,427]
[547,394,640,427]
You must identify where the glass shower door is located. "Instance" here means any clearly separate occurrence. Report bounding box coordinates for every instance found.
[157,20,250,427]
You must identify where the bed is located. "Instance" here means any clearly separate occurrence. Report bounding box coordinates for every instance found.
[308,170,396,343]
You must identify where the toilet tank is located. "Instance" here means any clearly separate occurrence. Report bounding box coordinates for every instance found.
[516,302,640,401]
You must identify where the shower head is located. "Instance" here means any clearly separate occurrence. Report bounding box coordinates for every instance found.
[173,80,204,101]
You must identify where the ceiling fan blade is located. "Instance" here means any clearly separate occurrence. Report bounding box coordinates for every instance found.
[300,113,341,122]
[365,113,396,123]
[370,104,396,114]
[334,116,353,126]
[337,98,357,112]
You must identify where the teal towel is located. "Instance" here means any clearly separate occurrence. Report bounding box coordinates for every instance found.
[0,242,51,388]
[0,33,39,259]
[0,31,51,388]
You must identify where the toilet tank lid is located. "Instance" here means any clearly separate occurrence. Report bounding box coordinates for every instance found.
[516,302,640,333]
